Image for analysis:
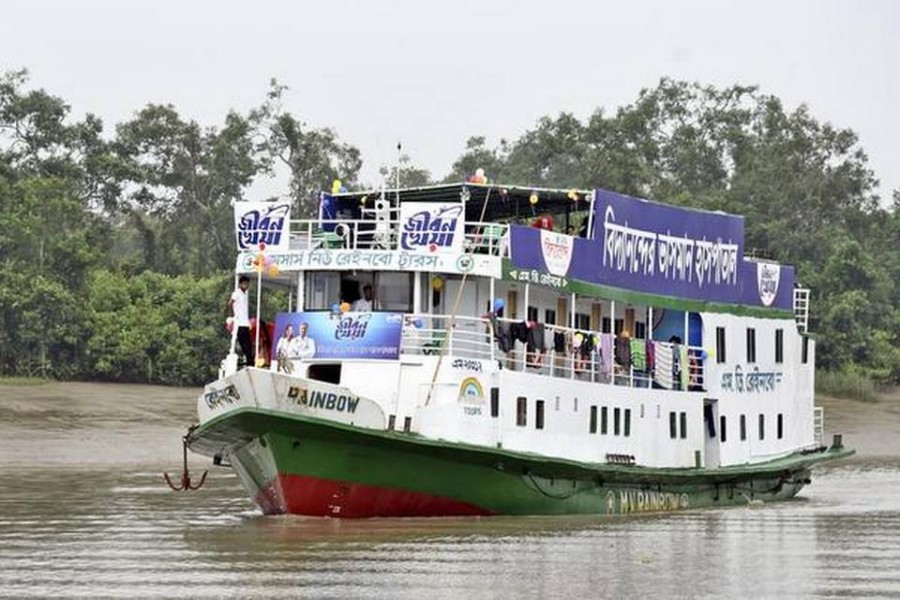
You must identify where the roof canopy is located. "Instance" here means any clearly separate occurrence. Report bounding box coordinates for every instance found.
[330,182,594,225]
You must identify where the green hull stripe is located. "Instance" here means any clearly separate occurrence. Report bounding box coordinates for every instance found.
[190,408,853,515]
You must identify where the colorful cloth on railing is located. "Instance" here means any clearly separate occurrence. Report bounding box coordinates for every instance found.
[680,345,690,390]
[600,334,614,377]
[630,338,647,371]
[653,342,675,390]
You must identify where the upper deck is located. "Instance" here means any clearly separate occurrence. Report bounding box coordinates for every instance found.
[235,183,799,318]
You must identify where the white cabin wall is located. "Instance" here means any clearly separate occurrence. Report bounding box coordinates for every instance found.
[702,313,814,467]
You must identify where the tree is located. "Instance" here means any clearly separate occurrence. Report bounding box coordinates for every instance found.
[250,80,362,217]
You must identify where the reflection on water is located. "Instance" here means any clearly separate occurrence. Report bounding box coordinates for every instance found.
[1,383,899,598]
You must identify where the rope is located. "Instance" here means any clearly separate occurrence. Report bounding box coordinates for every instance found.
[424,187,493,406]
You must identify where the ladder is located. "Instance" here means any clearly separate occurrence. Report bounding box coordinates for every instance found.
[793,288,810,334]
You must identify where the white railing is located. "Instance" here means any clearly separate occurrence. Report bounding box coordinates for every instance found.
[287,218,510,257]
[399,312,706,391]
[813,406,824,446]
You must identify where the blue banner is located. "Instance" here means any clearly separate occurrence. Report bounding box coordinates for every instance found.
[508,189,794,310]
[273,311,404,361]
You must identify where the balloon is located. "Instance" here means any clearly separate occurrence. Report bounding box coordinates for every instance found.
[700,350,709,360]
[340,302,350,313]
[332,303,341,313]
[360,195,368,205]
[529,193,538,205]
[268,264,280,277]
[475,168,485,179]
[258,242,267,251]
[413,318,424,329]
[340,186,348,193]
[493,298,505,312]
[331,179,342,194]
[568,189,579,201]
[431,276,444,291]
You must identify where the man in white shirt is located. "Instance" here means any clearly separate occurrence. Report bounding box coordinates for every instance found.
[290,322,317,360]
[227,275,254,366]
[352,284,376,312]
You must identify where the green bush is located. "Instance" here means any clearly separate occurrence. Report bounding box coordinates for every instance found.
[815,369,877,403]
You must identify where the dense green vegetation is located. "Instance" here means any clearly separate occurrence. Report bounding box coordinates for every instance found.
[1,71,898,386]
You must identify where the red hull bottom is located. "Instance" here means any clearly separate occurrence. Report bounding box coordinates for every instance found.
[255,473,494,518]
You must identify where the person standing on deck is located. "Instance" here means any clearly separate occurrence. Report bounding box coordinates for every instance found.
[227,275,254,367]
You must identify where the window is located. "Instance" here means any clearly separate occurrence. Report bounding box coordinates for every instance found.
[602,317,612,334]
[575,313,590,330]
[746,328,756,363]
[377,272,414,311]
[516,397,527,426]
[634,321,647,339]
[720,415,727,442]
[716,327,727,364]
[624,409,632,437]
[679,412,687,439]
[775,329,784,364]
[669,411,677,439]
[589,406,597,434]
[614,318,624,335]
[536,400,545,430]
[490,388,499,418]
[527,305,539,322]
[759,414,766,440]
[601,407,608,435]
[614,407,621,436]
[544,309,557,326]
[740,414,747,441]
[802,336,809,364]
[777,413,784,439]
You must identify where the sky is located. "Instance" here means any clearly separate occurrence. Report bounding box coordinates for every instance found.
[2,0,898,203]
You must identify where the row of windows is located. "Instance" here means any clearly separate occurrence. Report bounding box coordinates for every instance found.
[588,406,632,436]
[511,396,785,444]
[514,397,634,437]
[718,413,785,442]
[715,327,809,365]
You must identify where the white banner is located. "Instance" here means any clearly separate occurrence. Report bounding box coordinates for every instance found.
[234,201,292,252]
[398,202,464,255]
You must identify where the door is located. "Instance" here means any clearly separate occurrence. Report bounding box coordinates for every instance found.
[703,398,720,468]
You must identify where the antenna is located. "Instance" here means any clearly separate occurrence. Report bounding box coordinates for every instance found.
[396,141,402,205]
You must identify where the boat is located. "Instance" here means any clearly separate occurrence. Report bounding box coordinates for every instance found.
[185,182,854,517]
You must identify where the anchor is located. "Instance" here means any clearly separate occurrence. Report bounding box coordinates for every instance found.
[164,425,208,491]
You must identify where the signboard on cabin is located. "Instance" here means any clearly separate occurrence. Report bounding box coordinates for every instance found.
[234,201,292,252]
[273,311,404,361]
[398,202,464,255]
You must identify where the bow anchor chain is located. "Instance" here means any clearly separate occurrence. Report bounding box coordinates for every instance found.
[164,425,208,491]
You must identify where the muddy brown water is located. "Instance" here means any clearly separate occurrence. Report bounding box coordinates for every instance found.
[1,382,898,598]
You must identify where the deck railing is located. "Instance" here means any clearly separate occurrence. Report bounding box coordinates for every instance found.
[399,312,706,391]
[287,218,510,257]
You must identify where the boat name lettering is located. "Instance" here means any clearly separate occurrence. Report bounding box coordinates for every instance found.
[235,202,290,251]
[400,205,463,251]
[606,489,689,514]
[239,250,479,273]
[603,206,739,289]
[515,269,567,289]
[451,358,483,372]
[204,385,240,409]
[290,386,360,413]
[720,365,783,393]
[334,314,372,341]
[463,406,482,416]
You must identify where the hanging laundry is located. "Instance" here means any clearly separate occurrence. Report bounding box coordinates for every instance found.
[630,338,647,371]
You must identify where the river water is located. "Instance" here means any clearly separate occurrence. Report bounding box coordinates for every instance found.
[1,383,899,599]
